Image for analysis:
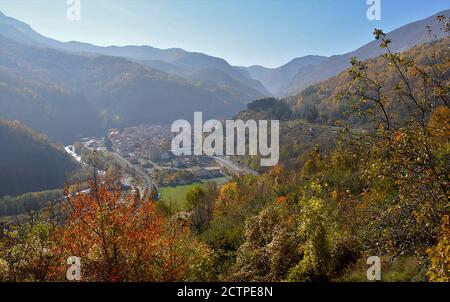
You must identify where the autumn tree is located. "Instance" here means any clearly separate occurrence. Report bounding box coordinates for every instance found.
[51,178,211,281]
[427,215,450,282]
[185,184,216,233]
[0,219,57,281]
[339,17,449,256]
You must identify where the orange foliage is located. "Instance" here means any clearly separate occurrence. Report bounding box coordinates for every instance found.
[277,196,287,204]
[214,182,239,216]
[51,178,193,281]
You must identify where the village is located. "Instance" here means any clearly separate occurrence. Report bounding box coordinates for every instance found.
[64,123,260,205]
[108,125,225,186]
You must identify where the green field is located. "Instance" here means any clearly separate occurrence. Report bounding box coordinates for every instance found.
[159,177,229,210]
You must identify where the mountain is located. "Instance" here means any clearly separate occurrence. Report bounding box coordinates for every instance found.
[232,37,449,170]
[0,45,102,143]
[0,9,448,144]
[2,9,447,100]
[0,34,258,142]
[290,37,450,125]
[241,65,273,84]
[0,118,78,197]
[0,11,270,98]
[242,56,328,95]
[283,9,450,96]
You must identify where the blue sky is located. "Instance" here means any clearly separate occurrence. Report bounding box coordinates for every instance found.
[0,0,448,67]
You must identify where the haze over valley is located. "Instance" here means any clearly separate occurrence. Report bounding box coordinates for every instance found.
[0,9,448,144]
[0,3,448,284]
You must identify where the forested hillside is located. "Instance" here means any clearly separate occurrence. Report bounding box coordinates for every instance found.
[191,24,449,282]
[0,11,447,283]
[291,37,449,126]
[0,10,269,107]
[242,55,328,95]
[0,34,261,143]
[0,119,78,197]
[232,36,449,174]
[283,9,449,96]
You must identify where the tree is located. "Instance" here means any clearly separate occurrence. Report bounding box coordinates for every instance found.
[427,215,450,282]
[0,220,57,281]
[185,185,214,233]
[338,20,449,256]
[51,178,210,281]
[287,197,332,282]
[214,182,239,216]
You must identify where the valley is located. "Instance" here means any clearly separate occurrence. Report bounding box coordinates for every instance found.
[65,124,256,211]
[0,5,448,284]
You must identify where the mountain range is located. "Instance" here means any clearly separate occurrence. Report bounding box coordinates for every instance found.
[0,10,269,96]
[0,9,448,144]
[0,13,267,142]
[241,55,328,95]
[281,9,449,96]
[2,9,448,98]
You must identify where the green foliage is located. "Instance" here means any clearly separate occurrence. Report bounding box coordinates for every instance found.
[228,203,300,281]
[426,215,450,282]
[0,189,63,217]
[185,185,215,233]
[287,197,332,282]
[201,215,245,252]
[0,220,57,281]
[244,97,294,120]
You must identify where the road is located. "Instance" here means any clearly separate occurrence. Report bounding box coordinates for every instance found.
[67,142,156,199]
[108,150,156,200]
[64,145,84,165]
[211,156,260,177]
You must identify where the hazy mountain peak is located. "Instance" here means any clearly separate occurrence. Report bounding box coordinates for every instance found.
[243,55,328,95]
[282,9,450,96]
[0,10,32,32]
[0,11,269,96]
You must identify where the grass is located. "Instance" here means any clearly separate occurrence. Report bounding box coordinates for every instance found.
[159,177,229,211]
[335,256,426,282]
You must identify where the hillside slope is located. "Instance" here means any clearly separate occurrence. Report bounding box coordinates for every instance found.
[0,11,270,98]
[290,37,450,125]
[283,9,450,96]
[243,55,328,95]
[0,34,253,142]
[0,119,78,197]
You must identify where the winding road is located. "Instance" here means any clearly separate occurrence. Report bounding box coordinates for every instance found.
[211,156,259,177]
[107,149,157,199]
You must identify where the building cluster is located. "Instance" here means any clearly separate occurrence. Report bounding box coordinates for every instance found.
[108,125,224,186]
[109,125,172,160]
